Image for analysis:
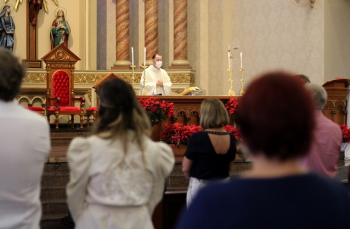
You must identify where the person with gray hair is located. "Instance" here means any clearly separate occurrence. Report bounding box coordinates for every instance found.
[0,48,51,228]
[300,83,342,178]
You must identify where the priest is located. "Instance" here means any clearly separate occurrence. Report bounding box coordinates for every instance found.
[139,54,172,95]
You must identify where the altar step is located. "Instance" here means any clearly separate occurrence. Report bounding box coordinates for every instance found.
[41,214,68,229]
[40,163,70,229]
[48,130,91,162]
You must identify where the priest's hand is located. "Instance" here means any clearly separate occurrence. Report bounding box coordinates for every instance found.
[156,80,163,87]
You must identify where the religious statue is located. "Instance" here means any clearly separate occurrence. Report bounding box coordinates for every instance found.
[50,9,70,50]
[28,0,43,26]
[0,5,15,51]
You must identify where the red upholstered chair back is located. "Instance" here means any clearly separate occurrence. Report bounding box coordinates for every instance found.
[50,70,71,106]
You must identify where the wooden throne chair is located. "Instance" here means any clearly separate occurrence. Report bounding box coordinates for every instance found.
[42,44,85,129]
[85,73,118,127]
[26,106,45,116]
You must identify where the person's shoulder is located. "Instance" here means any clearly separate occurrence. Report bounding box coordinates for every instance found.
[144,138,173,157]
[228,132,236,139]
[192,131,205,137]
[319,113,340,127]
[69,137,90,148]
[145,137,172,153]
[160,68,169,74]
[18,106,49,125]
[187,131,203,144]
[143,138,175,174]
[308,173,347,191]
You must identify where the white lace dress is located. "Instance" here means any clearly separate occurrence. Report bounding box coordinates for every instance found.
[66,133,174,229]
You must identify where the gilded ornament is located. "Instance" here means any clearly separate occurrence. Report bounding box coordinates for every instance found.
[74,74,105,84]
[328,100,346,107]
[171,89,183,94]
[49,63,71,68]
[23,73,46,83]
[86,89,92,102]
[168,73,194,83]
[55,50,66,60]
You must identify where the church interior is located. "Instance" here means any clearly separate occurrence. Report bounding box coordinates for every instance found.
[1,0,350,228]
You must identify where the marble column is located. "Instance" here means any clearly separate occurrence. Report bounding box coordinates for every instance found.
[145,0,158,65]
[171,0,190,69]
[113,0,131,69]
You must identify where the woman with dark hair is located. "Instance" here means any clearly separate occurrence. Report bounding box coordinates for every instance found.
[0,5,15,51]
[66,78,174,229]
[182,99,237,206]
[176,71,350,229]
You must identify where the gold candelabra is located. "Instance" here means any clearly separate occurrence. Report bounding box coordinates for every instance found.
[227,49,235,96]
[228,68,235,96]
[130,64,136,89]
[239,68,245,95]
[141,65,148,95]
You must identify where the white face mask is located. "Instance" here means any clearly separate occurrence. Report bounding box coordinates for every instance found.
[155,61,162,69]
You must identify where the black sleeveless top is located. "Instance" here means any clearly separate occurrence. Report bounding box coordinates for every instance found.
[185,131,237,180]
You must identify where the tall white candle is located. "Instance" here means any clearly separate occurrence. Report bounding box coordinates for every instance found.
[228,51,231,69]
[131,47,134,65]
[240,52,243,68]
[144,47,147,66]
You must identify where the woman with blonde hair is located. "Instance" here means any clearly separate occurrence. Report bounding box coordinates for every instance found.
[182,98,237,206]
[66,78,174,229]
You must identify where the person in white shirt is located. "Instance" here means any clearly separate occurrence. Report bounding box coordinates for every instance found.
[67,78,174,229]
[0,48,51,229]
[140,54,172,95]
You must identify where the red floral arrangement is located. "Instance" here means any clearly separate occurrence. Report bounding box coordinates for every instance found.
[162,123,202,147]
[223,125,241,140]
[225,97,239,115]
[138,97,175,123]
[340,125,350,143]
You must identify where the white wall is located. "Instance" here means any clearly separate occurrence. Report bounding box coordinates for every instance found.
[187,0,327,95]
[231,0,325,87]
[325,0,350,82]
[10,1,26,61]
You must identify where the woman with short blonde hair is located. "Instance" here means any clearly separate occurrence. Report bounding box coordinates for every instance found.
[199,99,229,129]
[182,98,237,206]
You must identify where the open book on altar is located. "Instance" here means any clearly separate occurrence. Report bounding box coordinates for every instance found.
[180,87,203,96]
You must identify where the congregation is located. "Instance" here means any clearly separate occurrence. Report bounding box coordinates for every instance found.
[1,44,350,229]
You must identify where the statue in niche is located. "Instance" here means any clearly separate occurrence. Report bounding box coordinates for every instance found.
[0,5,15,51]
[50,9,70,50]
[28,0,43,26]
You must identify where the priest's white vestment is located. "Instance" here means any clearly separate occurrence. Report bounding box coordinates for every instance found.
[139,65,172,95]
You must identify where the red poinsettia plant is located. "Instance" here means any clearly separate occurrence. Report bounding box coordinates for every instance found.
[162,123,202,147]
[223,125,241,140]
[340,125,350,143]
[225,97,239,115]
[138,97,175,123]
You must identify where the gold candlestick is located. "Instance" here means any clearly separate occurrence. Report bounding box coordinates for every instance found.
[130,64,136,90]
[141,65,148,95]
[239,68,245,95]
[228,68,235,96]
